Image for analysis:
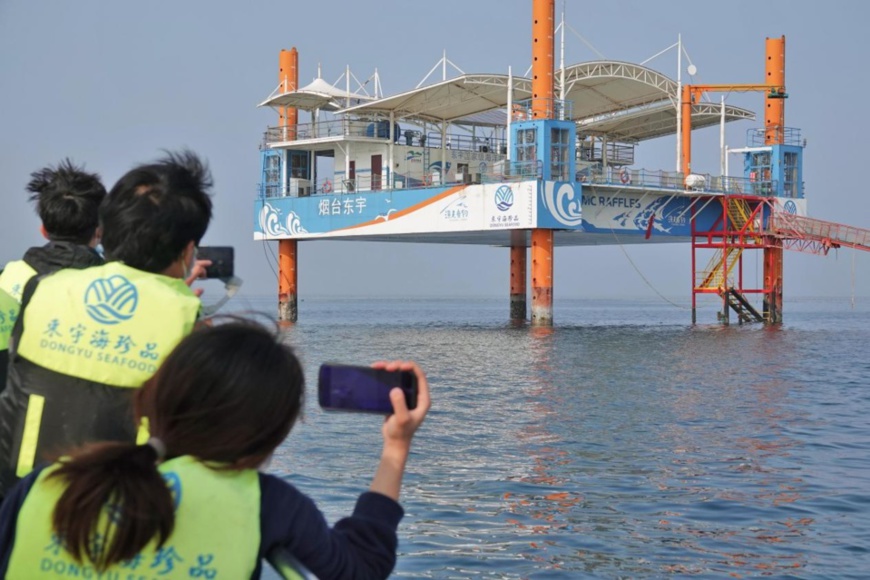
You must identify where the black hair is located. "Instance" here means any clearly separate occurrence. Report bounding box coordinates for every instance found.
[50,318,305,569]
[26,159,106,244]
[100,149,214,273]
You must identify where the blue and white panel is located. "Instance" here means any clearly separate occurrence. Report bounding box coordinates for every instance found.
[253,181,539,240]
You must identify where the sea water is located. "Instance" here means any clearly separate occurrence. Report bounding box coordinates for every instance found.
[244,296,870,579]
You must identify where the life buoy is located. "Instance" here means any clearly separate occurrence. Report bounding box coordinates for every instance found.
[619,168,630,185]
[323,180,332,193]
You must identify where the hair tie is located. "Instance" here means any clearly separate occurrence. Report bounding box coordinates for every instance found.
[146,437,167,461]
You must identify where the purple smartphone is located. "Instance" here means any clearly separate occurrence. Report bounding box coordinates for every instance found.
[318,364,418,414]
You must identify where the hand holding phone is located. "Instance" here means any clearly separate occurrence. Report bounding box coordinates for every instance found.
[196,246,234,279]
[318,363,418,414]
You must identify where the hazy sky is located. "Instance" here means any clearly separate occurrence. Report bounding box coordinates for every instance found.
[2,0,868,310]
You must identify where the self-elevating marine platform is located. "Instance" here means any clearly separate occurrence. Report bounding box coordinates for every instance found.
[254,0,870,326]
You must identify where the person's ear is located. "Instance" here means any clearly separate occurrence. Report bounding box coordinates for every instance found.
[89,226,103,249]
[39,225,49,240]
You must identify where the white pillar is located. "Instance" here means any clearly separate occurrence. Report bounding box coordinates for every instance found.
[676,34,682,173]
[506,66,513,161]
[720,96,726,176]
[389,111,395,188]
[440,122,447,184]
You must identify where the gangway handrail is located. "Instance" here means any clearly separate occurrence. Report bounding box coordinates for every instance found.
[770,211,870,252]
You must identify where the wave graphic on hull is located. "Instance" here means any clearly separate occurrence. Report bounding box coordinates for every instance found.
[258,203,309,237]
[542,182,583,227]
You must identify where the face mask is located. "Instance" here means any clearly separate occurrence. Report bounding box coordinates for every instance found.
[182,249,197,280]
[94,244,105,258]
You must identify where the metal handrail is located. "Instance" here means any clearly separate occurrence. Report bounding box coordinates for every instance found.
[577,167,783,197]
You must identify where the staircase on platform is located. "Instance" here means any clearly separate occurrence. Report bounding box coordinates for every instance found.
[695,198,758,291]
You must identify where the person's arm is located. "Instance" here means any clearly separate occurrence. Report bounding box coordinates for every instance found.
[260,475,402,580]
[368,360,431,501]
[0,468,43,576]
[184,258,211,298]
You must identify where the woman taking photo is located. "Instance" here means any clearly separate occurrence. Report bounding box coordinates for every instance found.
[0,319,431,579]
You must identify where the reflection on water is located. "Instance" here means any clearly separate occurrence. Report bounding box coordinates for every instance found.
[249,297,870,579]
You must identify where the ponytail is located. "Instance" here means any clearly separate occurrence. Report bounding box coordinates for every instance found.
[49,440,175,570]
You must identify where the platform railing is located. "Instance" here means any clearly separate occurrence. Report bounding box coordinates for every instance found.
[264,122,508,153]
[425,132,508,154]
[258,164,791,199]
[747,126,803,147]
[578,167,781,196]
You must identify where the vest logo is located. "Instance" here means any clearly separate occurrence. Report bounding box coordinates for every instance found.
[84,275,139,325]
[495,185,514,211]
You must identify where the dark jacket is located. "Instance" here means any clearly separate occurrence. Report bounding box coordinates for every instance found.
[19,241,103,276]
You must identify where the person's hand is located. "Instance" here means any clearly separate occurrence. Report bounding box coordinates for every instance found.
[185,259,211,298]
[371,360,431,452]
[368,360,431,501]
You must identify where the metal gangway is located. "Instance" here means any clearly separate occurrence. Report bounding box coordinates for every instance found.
[770,212,870,255]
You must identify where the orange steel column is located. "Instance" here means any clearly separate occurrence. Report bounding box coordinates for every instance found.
[763,36,785,323]
[530,0,555,326]
[531,229,553,325]
[681,85,693,178]
[510,231,527,321]
[278,48,299,323]
[531,0,554,119]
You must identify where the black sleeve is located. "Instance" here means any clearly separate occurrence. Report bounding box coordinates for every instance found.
[0,468,43,576]
[259,473,404,580]
[6,274,41,360]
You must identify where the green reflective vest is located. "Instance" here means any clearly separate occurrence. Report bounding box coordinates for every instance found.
[6,456,261,579]
[16,262,200,388]
[0,261,37,351]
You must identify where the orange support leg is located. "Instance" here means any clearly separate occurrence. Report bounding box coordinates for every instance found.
[763,36,785,322]
[531,229,553,326]
[277,48,299,322]
[278,239,297,323]
[510,232,527,321]
[763,239,783,323]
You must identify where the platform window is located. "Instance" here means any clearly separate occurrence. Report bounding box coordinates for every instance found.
[783,151,798,198]
[262,152,281,197]
[289,151,309,179]
[550,127,570,181]
[515,128,537,176]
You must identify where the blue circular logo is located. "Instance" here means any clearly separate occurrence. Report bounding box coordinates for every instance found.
[495,185,514,212]
[783,200,797,215]
[162,471,182,509]
[84,275,139,325]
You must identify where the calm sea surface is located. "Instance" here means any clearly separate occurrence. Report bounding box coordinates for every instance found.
[238,296,870,579]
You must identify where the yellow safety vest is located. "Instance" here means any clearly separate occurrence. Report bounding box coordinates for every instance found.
[0,261,37,351]
[2,262,200,482]
[6,456,261,579]
[16,262,200,388]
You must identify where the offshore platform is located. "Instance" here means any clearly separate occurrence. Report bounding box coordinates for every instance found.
[253,0,870,326]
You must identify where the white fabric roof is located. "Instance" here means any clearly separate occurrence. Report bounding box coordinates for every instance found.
[259,77,376,112]
[331,62,754,142]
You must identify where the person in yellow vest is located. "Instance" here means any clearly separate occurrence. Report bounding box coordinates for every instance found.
[0,150,214,502]
[0,319,432,579]
[0,160,107,394]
